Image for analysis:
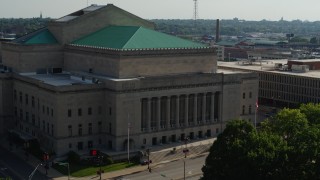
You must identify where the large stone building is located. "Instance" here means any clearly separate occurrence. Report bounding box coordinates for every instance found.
[0,4,258,157]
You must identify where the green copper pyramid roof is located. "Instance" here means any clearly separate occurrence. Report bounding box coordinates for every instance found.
[71,26,207,50]
[14,28,58,45]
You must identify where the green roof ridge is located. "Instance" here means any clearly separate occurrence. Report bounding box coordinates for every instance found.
[71,25,207,50]
[121,26,140,49]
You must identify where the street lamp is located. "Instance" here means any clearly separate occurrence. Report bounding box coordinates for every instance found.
[182,137,190,180]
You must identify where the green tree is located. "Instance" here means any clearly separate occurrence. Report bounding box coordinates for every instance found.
[203,107,320,179]
[201,120,288,180]
[300,103,320,125]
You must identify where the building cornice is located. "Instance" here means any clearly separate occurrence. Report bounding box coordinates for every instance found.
[65,44,215,57]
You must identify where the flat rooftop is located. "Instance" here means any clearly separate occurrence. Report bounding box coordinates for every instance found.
[19,71,141,86]
[218,59,320,78]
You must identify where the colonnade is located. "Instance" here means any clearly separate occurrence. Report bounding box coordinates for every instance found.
[141,92,220,132]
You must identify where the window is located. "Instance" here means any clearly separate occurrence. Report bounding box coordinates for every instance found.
[42,106,45,113]
[68,125,72,136]
[109,123,111,134]
[25,94,28,105]
[32,114,35,125]
[51,124,54,136]
[47,107,49,115]
[109,107,112,115]
[249,105,252,114]
[242,93,245,99]
[51,109,53,117]
[69,143,72,149]
[25,112,29,122]
[78,124,82,136]
[98,121,102,133]
[19,109,23,120]
[31,96,35,107]
[88,107,92,115]
[242,105,245,115]
[68,109,72,117]
[78,108,82,116]
[249,92,252,98]
[47,123,49,133]
[19,92,22,103]
[42,121,45,131]
[143,138,146,144]
[88,123,92,135]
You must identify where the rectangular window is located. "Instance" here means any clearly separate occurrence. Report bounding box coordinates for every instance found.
[42,106,45,113]
[68,125,72,137]
[25,112,29,122]
[19,92,22,103]
[25,94,28,105]
[88,107,92,115]
[78,124,82,136]
[51,124,54,136]
[47,107,49,115]
[109,123,111,134]
[51,109,53,117]
[78,108,82,116]
[109,107,112,115]
[42,121,45,131]
[88,123,92,135]
[68,109,72,117]
[20,109,23,120]
[32,114,35,125]
[31,96,35,107]
[98,121,102,133]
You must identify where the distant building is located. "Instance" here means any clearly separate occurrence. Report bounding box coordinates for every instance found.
[218,59,320,108]
[0,4,258,157]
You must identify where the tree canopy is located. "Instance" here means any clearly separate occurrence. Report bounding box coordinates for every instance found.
[202,103,320,180]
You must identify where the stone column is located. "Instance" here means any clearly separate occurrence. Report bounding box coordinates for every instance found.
[157,97,161,130]
[147,98,151,132]
[202,93,206,122]
[185,95,189,127]
[193,94,197,124]
[166,96,170,129]
[211,93,215,122]
[176,96,179,128]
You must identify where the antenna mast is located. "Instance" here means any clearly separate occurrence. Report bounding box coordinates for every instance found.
[193,0,198,21]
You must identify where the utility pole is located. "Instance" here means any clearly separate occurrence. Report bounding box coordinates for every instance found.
[128,114,131,163]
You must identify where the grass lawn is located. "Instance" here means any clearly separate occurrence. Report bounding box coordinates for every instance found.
[53,162,137,177]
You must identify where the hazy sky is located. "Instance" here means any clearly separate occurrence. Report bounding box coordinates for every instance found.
[1,0,320,21]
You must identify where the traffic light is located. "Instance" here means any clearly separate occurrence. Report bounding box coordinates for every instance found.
[43,152,49,161]
[90,149,100,156]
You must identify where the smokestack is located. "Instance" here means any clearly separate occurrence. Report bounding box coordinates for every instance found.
[216,19,220,43]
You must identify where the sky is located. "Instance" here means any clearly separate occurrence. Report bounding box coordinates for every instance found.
[1,0,320,21]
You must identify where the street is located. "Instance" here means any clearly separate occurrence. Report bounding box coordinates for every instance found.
[118,154,207,180]
[0,146,47,180]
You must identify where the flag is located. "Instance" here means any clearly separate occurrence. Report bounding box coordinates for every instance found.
[256,100,259,109]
